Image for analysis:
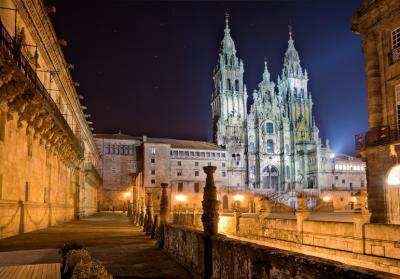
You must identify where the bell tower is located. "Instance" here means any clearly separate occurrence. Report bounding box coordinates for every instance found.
[211,13,248,187]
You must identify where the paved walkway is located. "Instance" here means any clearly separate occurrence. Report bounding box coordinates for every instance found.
[0,212,192,278]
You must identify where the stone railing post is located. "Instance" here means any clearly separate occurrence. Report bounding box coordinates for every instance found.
[202,166,219,279]
[352,190,371,254]
[295,192,311,244]
[157,183,169,248]
[145,192,153,235]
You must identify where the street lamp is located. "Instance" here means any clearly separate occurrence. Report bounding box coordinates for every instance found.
[124,191,132,216]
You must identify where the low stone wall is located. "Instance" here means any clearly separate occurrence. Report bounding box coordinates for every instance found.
[163,224,391,278]
[171,211,400,275]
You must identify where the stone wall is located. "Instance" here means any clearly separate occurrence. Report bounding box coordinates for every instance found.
[163,224,390,278]
[170,210,400,275]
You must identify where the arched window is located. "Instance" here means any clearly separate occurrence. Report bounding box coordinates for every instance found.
[307,177,315,189]
[222,195,229,210]
[231,55,235,66]
[235,80,239,91]
[266,139,274,153]
[227,79,232,90]
[265,123,274,134]
[249,165,255,179]
[225,54,228,65]
[285,166,290,180]
[262,166,279,189]
[285,144,290,154]
[248,142,255,153]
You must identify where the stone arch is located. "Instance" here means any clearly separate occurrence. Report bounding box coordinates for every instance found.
[235,80,239,91]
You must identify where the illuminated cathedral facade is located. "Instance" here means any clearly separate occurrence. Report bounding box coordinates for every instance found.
[212,15,334,194]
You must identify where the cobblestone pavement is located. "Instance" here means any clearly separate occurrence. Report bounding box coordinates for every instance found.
[0,212,192,278]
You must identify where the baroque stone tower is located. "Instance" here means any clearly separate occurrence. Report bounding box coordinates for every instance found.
[211,13,248,187]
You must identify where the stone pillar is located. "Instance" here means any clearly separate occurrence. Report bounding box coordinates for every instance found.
[202,166,220,279]
[202,166,219,235]
[295,193,311,244]
[352,190,371,254]
[157,183,169,248]
[145,192,153,235]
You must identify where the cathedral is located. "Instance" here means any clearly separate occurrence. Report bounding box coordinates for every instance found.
[212,15,334,194]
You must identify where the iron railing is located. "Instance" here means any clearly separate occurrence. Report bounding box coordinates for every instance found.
[0,20,84,157]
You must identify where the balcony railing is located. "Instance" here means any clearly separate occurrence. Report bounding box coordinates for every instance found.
[355,126,400,152]
[0,20,84,157]
[389,48,400,65]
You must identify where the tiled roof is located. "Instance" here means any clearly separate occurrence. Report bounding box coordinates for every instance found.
[94,133,224,151]
[94,133,142,141]
[146,138,224,151]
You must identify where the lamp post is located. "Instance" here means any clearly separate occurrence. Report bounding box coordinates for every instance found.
[123,191,132,217]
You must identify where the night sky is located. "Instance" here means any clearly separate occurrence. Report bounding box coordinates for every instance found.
[51,0,366,156]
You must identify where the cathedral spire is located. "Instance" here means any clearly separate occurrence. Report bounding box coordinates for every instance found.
[221,11,236,55]
[282,25,303,78]
[262,58,271,82]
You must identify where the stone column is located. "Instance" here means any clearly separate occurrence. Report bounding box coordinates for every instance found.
[157,183,169,248]
[295,192,311,244]
[202,166,219,235]
[202,166,220,279]
[352,190,371,254]
[145,192,153,234]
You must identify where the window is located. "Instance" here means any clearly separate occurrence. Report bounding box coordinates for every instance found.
[190,151,194,156]
[349,182,353,189]
[235,80,239,91]
[195,162,199,166]
[265,123,274,134]
[177,161,182,166]
[201,152,205,157]
[342,179,345,184]
[222,171,226,177]
[173,150,178,156]
[151,147,156,155]
[184,151,189,156]
[227,78,232,90]
[217,153,220,158]
[151,158,155,164]
[392,27,400,50]
[195,171,199,176]
[177,170,182,176]
[151,179,156,184]
[335,176,338,180]
[195,151,200,157]
[285,166,290,180]
[206,152,210,157]
[0,111,5,141]
[194,182,200,193]
[151,169,155,175]
[222,162,225,167]
[178,182,183,192]
[129,146,134,155]
[208,162,212,166]
[211,152,215,157]
[222,153,226,158]
[361,180,365,187]
[105,145,110,155]
[111,167,117,174]
[266,139,274,153]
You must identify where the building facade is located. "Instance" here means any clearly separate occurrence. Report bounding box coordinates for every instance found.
[212,15,334,196]
[94,133,141,210]
[352,0,400,223]
[0,0,101,239]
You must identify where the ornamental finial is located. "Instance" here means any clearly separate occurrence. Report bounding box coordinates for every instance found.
[225,11,229,27]
[288,24,293,40]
